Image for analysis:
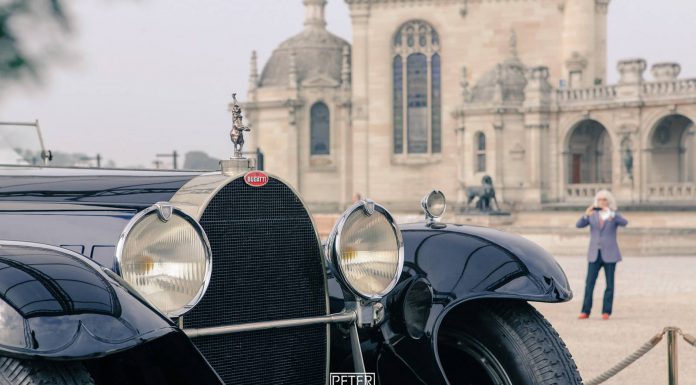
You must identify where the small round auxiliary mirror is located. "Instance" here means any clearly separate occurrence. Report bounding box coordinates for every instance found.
[421,190,446,223]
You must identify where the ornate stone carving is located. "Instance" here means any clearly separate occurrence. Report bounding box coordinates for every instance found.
[304,0,328,28]
[566,52,588,72]
[248,51,258,94]
[621,134,634,181]
[651,63,681,82]
[341,45,351,89]
[288,50,298,89]
[617,58,647,84]
[509,29,518,59]
[526,66,552,91]
[460,66,471,102]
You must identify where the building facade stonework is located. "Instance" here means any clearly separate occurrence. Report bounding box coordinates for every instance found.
[241,0,696,212]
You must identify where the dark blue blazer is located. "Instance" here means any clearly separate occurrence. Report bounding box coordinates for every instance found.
[576,211,628,263]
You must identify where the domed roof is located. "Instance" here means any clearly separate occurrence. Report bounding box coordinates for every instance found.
[259,1,350,88]
[470,31,527,104]
[470,57,527,104]
[260,28,349,88]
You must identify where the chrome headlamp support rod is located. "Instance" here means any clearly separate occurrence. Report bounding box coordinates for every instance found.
[182,310,356,338]
[182,309,367,373]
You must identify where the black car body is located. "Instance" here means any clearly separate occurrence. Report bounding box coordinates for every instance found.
[0,163,575,385]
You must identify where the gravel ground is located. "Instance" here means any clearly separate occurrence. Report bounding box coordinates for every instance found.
[533,256,696,385]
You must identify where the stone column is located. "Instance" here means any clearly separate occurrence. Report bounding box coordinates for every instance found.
[286,100,300,190]
[348,4,370,198]
[594,0,610,85]
[338,97,353,209]
[339,46,353,209]
[562,0,596,87]
[493,112,505,201]
[685,128,695,183]
[523,66,553,205]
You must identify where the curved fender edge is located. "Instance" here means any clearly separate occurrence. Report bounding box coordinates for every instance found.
[0,241,176,360]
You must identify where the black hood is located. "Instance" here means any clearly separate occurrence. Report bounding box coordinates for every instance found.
[0,166,200,209]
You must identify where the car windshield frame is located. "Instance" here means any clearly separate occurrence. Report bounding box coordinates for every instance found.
[0,121,49,166]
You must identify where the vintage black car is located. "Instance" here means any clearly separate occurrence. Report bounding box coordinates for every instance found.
[0,116,581,385]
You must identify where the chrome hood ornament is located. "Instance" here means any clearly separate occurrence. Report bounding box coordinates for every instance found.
[220,93,256,175]
[230,93,251,159]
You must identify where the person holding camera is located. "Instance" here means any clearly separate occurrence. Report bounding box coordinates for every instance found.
[576,189,628,320]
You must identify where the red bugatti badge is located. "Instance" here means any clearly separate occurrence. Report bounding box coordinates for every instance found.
[244,171,269,187]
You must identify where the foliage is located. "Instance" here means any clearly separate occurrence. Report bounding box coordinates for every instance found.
[0,0,69,83]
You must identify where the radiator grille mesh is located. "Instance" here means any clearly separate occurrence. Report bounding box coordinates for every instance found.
[183,176,327,385]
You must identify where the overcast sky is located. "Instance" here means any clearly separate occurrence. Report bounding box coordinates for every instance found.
[0,0,694,168]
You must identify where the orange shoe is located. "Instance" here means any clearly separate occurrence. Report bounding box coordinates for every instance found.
[578,313,589,319]
[602,313,610,320]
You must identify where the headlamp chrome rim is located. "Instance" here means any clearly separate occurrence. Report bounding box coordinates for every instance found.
[115,201,213,318]
[326,199,404,301]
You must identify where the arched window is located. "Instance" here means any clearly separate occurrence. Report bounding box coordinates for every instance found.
[310,102,330,155]
[649,114,694,183]
[566,120,612,184]
[393,20,441,155]
[475,132,486,172]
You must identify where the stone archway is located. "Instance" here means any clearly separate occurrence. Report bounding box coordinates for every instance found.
[566,119,613,184]
[648,114,694,183]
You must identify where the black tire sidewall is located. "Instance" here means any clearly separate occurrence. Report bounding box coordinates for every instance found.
[451,307,538,385]
[439,300,581,385]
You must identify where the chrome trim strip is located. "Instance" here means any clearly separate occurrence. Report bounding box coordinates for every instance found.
[182,311,356,338]
[0,240,99,262]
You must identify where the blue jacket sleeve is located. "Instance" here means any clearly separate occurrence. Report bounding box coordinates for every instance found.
[613,212,628,227]
[576,215,590,228]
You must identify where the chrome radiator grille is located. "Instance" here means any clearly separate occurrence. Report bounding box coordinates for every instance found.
[183,177,328,385]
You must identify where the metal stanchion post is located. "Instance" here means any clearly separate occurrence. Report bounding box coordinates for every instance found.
[666,327,679,385]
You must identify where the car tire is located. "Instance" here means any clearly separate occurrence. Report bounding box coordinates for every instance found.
[438,300,583,385]
[0,356,95,385]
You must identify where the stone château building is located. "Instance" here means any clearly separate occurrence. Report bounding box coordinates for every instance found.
[240,0,696,213]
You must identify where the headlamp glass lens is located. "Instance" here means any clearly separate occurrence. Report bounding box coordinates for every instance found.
[338,208,401,298]
[120,212,209,316]
[426,191,446,218]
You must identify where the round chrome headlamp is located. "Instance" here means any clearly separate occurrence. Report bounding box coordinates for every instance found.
[116,202,212,317]
[421,190,446,223]
[326,200,404,300]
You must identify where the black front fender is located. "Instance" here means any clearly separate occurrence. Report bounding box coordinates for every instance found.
[0,241,177,360]
[371,223,573,384]
[400,222,572,312]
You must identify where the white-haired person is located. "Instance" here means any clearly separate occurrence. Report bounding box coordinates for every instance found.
[576,189,628,320]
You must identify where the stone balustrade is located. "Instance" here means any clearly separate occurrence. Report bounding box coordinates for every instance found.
[565,184,611,200]
[646,183,696,200]
[642,78,696,98]
[555,78,696,106]
[556,85,617,104]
